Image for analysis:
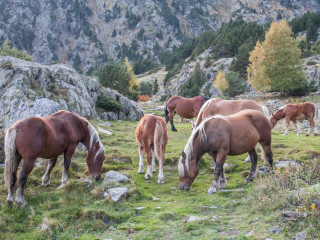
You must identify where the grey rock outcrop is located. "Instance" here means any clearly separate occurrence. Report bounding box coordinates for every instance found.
[104,187,129,202]
[0,57,143,130]
[104,171,129,183]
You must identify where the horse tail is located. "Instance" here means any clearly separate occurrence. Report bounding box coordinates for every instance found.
[262,106,270,117]
[154,121,165,161]
[164,102,169,121]
[314,104,318,124]
[4,128,18,189]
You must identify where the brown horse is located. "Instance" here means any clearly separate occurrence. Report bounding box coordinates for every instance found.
[193,98,270,162]
[4,110,105,206]
[136,114,168,183]
[270,102,318,136]
[178,110,273,194]
[165,96,209,131]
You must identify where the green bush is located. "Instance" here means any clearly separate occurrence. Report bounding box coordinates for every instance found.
[307,61,317,65]
[224,71,246,97]
[96,95,122,112]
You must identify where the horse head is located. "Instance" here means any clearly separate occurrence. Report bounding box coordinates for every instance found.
[86,125,106,180]
[178,151,199,191]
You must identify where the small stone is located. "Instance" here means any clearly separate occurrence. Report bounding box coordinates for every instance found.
[274,160,300,169]
[40,218,49,231]
[269,227,282,234]
[187,216,205,223]
[219,188,244,192]
[170,187,177,189]
[104,187,128,202]
[83,178,93,186]
[292,232,306,240]
[97,126,113,135]
[98,122,113,127]
[265,238,273,240]
[257,165,269,174]
[152,197,159,201]
[135,207,145,210]
[108,226,116,231]
[246,230,254,237]
[104,171,129,183]
[156,206,161,209]
[211,216,218,221]
[35,162,41,168]
[313,199,320,205]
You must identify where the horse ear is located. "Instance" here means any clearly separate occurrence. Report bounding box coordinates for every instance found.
[182,151,186,159]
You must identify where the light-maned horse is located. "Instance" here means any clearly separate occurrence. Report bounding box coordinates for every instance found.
[4,110,105,206]
[165,96,209,132]
[193,98,270,162]
[270,102,318,136]
[135,114,168,183]
[178,110,273,194]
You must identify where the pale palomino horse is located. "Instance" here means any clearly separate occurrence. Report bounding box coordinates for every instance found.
[4,111,105,206]
[193,98,270,162]
[270,102,318,136]
[178,110,273,194]
[135,114,168,183]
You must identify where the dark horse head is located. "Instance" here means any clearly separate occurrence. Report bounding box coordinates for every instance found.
[86,124,106,180]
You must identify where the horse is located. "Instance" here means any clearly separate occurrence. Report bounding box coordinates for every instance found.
[165,96,210,132]
[4,110,105,206]
[270,102,318,136]
[135,114,168,183]
[193,98,270,162]
[178,109,273,194]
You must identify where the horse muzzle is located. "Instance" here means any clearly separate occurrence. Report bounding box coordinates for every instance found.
[179,183,190,191]
[92,174,101,181]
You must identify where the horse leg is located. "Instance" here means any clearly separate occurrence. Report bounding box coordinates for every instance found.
[157,152,164,184]
[292,120,301,136]
[283,117,290,136]
[151,149,156,173]
[260,143,273,170]
[307,116,317,136]
[219,166,227,189]
[15,158,36,206]
[208,153,226,194]
[42,158,58,186]
[138,146,144,174]
[58,144,76,189]
[246,148,258,183]
[7,156,22,204]
[168,110,177,132]
[180,117,183,123]
[144,146,152,180]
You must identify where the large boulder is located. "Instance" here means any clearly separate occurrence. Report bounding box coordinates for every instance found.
[0,56,143,130]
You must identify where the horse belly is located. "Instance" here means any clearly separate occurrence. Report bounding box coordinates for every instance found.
[229,131,259,155]
[176,104,195,119]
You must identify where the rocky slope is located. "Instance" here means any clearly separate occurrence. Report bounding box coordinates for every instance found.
[0,0,319,72]
[0,56,143,130]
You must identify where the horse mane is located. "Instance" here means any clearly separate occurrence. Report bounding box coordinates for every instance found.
[194,98,214,128]
[179,115,227,176]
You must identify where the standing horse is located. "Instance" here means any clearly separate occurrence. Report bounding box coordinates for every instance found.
[135,114,168,183]
[193,98,270,162]
[270,102,318,136]
[4,110,105,206]
[178,110,273,194]
[165,96,209,132]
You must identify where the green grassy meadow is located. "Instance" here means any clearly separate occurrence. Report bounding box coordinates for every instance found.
[0,105,320,239]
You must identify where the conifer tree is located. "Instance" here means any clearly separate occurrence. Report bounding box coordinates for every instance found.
[213,70,229,94]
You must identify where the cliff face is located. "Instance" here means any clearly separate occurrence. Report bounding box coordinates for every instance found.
[0,56,143,130]
[0,0,319,72]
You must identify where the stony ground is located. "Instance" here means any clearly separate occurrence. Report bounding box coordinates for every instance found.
[0,102,320,240]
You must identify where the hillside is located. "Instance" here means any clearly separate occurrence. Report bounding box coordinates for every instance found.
[0,0,320,72]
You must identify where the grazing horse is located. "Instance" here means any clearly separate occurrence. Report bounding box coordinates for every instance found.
[270,102,318,136]
[193,98,270,162]
[165,96,209,132]
[4,110,105,206]
[178,110,273,194]
[135,114,168,183]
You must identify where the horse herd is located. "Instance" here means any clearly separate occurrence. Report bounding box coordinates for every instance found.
[3,96,318,206]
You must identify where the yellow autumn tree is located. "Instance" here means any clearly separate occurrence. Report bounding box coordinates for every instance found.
[247,40,271,91]
[214,70,229,93]
[124,57,137,88]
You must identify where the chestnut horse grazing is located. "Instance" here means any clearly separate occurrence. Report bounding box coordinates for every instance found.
[136,114,168,183]
[178,110,273,194]
[193,98,270,162]
[4,110,105,206]
[165,96,209,131]
[270,102,318,136]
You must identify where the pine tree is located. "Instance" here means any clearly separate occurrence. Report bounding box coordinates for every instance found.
[0,39,34,61]
[263,20,307,94]
[247,41,271,92]
[153,79,159,95]
[214,70,229,94]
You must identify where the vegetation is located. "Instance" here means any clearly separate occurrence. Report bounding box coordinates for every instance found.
[213,70,229,94]
[0,39,34,61]
[180,63,206,97]
[153,79,159,95]
[96,95,122,112]
[1,102,320,239]
[139,82,153,96]
[225,71,246,97]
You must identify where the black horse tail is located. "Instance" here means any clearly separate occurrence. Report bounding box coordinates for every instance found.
[164,102,169,123]
[203,96,210,102]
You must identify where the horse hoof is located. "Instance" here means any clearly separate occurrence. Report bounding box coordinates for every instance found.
[145,174,151,180]
[314,133,318,136]
[208,187,217,195]
[157,179,164,184]
[42,181,50,187]
[6,197,14,205]
[245,177,253,183]
[138,169,144,174]
[57,182,68,190]
[306,134,310,137]
[15,199,26,207]
[152,170,156,173]
[220,183,227,189]
[172,129,177,132]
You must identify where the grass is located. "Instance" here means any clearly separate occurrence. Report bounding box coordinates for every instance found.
[0,107,320,239]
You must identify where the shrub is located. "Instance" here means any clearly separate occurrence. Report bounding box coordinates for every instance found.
[96,95,122,112]
[225,71,246,97]
[307,61,317,65]
[138,95,150,102]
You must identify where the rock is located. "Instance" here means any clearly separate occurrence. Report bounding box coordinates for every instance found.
[269,227,282,234]
[98,122,113,127]
[152,197,159,201]
[83,178,93,186]
[101,112,118,121]
[104,171,129,183]
[283,211,300,218]
[135,207,145,210]
[246,230,254,237]
[113,156,132,164]
[187,216,206,223]
[200,205,218,209]
[0,57,143,130]
[219,188,244,192]
[97,126,113,135]
[108,226,116,231]
[274,160,300,169]
[257,165,269,174]
[265,99,284,113]
[40,218,50,231]
[154,106,165,111]
[104,187,129,202]
[313,199,320,205]
[292,232,306,240]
